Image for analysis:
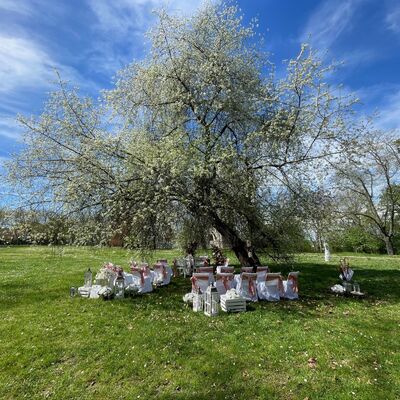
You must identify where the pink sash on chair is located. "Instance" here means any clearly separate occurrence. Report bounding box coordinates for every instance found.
[242,273,257,296]
[266,273,284,294]
[216,273,234,291]
[288,273,298,293]
[191,273,210,292]
[154,263,167,279]
[131,267,145,285]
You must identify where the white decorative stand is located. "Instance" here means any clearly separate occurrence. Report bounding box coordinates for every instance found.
[193,293,204,312]
[220,291,246,313]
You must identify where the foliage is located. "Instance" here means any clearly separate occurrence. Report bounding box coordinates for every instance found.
[329,224,383,253]
[0,208,70,245]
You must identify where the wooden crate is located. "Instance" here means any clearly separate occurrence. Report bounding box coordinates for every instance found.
[220,296,246,313]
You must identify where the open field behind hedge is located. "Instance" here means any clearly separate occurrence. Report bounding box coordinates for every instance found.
[0,246,399,400]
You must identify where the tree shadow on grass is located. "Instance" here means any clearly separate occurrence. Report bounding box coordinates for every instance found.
[292,261,400,302]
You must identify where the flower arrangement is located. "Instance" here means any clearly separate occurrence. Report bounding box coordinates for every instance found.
[95,262,118,287]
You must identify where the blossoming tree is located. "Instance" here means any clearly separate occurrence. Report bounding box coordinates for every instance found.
[7,2,357,265]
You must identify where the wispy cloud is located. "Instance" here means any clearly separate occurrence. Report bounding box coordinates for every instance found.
[86,0,203,73]
[300,0,364,50]
[386,4,400,34]
[0,35,56,93]
[0,115,23,141]
[0,34,100,94]
[88,0,203,36]
[376,89,400,131]
[352,83,400,131]
[340,48,380,67]
[0,0,33,15]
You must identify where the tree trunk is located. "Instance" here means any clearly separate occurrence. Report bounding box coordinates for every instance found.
[384,236,395,255]
[210,212,260,268]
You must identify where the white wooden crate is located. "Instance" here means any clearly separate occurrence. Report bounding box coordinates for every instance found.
[220,295,246,313]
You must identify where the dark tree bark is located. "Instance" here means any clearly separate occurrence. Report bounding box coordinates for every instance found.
[384,236,395,256]
[210,212,261,268]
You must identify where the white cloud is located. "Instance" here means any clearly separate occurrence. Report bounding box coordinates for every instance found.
[0,0,32,15]
[300,0,364,50]
[376,90,400,131]
[0,115,23,140]
[85,0,204,75]
[0,35,98,94]
[386,5,400,33]
[88,0,203,36]
[0,34,100,147]
[0,36,55,93]
[351,83,400,131]
[340,48,379,67]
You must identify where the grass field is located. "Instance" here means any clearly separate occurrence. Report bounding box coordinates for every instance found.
[0,246,399,400]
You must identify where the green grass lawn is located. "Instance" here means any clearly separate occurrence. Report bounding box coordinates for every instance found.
[0,246,399,400]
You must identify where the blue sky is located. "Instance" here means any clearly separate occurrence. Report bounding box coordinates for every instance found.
[0,0,400,202]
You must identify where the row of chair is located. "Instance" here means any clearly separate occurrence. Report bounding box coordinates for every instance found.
[191,269,299,301]
[125,260,173,293]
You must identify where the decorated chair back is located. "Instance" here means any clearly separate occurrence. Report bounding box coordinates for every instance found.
[141,264,151,278]
[130,268,145,286]
[220,266,234,273]
[191,273,212,293]
[240,272,258,301]
[215,273,234,295]
[241,267,253,273]
[153,263,167,284]
[287,271,299,293]
[256,266,269,282]
[265,273,284,293]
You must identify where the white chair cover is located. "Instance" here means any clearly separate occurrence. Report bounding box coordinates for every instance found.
[153,263,172,286]
[191,273,212,293]
[233,273,241,289]
[237,272,258,302]
[138,263,153,283]
[126,270,153,294]
[256,266,269,283]
[283,271,299,300]
[257,273,283,301]
[241,267,254,273]
[215,273,234,295]
[197,266,215,283]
